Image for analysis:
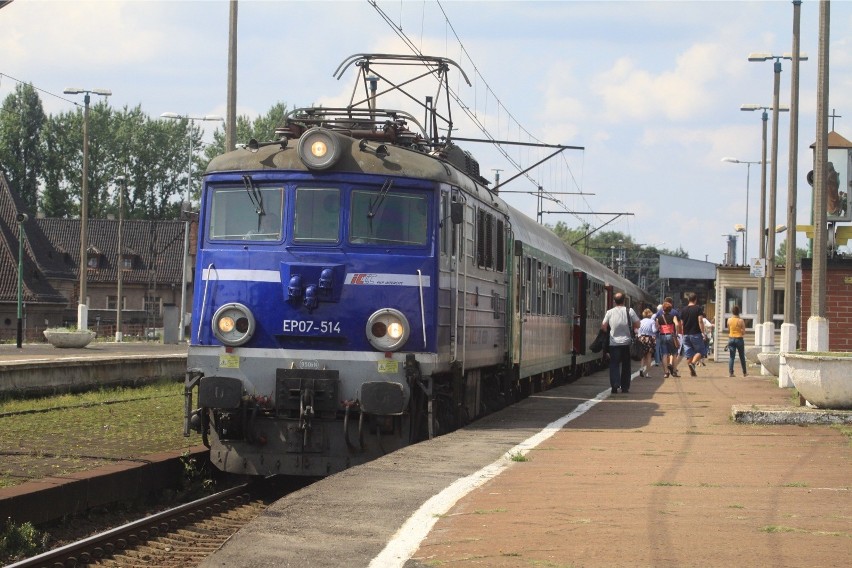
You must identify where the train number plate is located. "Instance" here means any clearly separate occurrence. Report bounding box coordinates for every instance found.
[219,354,240,368]
[282,319,343,336]
[377,359,399,374]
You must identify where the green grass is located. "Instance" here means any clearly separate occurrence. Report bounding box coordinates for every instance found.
[0,380,181,413]
[508,451,529,462]
[0,380,202,488]
[832,424,852,445]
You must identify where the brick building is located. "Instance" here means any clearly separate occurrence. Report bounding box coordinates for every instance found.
[800,257,852,352]
[0,173,190,342]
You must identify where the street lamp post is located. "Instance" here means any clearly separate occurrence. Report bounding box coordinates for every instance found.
[161,112,224,342]
[115,176,126,342]
[778,0,805,388]
[16,212,28,348]
[721,157,764,264]
[748,52,807,347]
[64,87,112,331]
[740,103,788,330]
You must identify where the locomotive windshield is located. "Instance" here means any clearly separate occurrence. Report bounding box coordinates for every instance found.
[294,187,340,243]
[349,190,428,245]
[208,186,284,241]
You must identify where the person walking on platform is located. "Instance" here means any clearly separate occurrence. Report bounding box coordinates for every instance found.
[679,292,707,376]
[726,305,748,377]
[652,303,663,367]
[601,293,640,394]
[637,308,657,377]
[656,302,680,377]
[700,315,714,365]
[656,297,682,375]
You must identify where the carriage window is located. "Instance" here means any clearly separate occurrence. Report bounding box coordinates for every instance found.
[294,187,340,242]
[209,186,284,241]
[350,190,428,245]
[495,219,505,272]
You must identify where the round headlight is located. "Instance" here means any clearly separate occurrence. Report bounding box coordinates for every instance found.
[311,140,328,158]
[212,303,256,346]
[297,127,342,170]
[366,308,410,352]
[218,316,235,333]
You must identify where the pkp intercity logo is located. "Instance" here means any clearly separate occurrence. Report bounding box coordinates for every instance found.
[344,273,430,287]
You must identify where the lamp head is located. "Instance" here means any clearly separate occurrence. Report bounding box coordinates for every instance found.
[734,224,746,232]
[747,52,773,62]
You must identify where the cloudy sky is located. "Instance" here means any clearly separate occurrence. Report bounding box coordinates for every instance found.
[2,0,851,264]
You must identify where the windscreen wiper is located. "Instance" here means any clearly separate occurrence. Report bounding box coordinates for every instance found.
[367,178,394,233]
[242,175,265,216]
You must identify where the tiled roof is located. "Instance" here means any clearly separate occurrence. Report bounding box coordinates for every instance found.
[0,172,186,305]
[37,217,186,285]
[0,173,70,305]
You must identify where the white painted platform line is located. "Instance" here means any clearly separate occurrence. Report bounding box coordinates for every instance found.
[369,382,621,568]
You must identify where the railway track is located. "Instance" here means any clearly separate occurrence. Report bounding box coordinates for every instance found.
[7,480,296,568]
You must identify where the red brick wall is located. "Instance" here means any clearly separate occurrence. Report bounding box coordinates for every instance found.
[800,258,852,351]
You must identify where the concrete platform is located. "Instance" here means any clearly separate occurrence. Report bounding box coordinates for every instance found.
[733,404,852,424]
[199,360,851,568]
[0,341,187,396]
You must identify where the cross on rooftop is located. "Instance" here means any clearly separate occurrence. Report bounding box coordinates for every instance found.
[829,108,842,131]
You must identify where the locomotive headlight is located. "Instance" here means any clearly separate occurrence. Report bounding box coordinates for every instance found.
[366,308,410,352]
[311,140,328,158]
[218,316,236,333]
[212,303,256,346]
[297,127,342,170]
[387,322,404,339]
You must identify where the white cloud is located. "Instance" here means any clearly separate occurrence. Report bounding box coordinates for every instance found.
[1,0,849,264]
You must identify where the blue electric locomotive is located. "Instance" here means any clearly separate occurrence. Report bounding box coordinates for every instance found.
[184,54,648,477]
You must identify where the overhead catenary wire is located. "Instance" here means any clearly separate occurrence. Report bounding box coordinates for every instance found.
[366,1,618,232]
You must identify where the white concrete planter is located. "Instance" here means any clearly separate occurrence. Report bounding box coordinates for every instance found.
[745,345,762,365]
[43,329,96,348]
[785,353,852,410]
[757,352,780,377]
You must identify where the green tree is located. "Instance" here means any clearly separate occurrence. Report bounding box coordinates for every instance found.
[41,103,191,220]
[549,220,685,300]
[0,83,46,212]
[110,105,191,219]
[202,102,289,164]
[775,238,808,266]
[40,109,81,217]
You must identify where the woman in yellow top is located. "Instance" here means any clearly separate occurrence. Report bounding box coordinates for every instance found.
[726,305,747,377]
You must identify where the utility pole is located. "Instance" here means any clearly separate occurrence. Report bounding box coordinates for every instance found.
[780,0,803,387]
[808,0,830,351]
[226,0,238,152]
